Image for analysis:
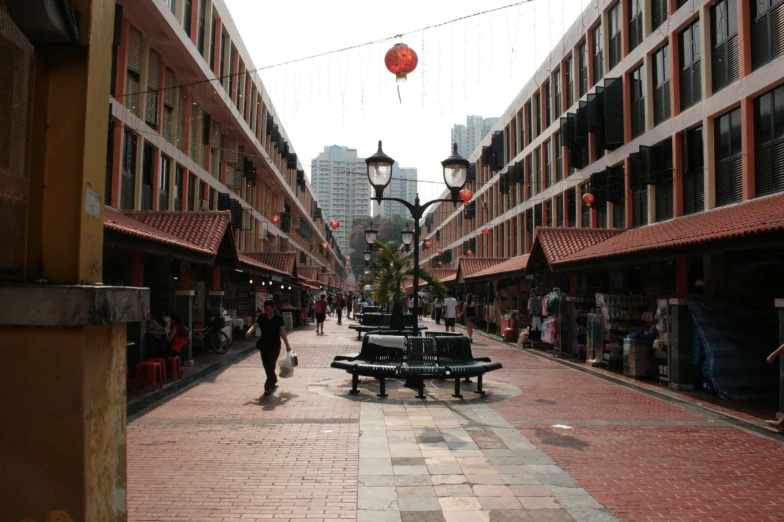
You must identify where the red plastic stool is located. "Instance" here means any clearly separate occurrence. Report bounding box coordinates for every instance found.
[147,357,168,383]
[166,356,182,380]
[135,361,163,390]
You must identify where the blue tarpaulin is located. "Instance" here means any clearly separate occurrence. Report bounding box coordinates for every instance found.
[687,293,778,400]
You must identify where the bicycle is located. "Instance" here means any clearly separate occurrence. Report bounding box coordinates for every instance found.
[191,314,230,354]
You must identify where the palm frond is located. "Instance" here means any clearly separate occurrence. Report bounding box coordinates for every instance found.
[404,266,447,299]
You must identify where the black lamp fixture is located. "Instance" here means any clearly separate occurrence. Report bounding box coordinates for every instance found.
[365,140,395,203]
[400,226,414,252]
[363,250,372,265]
[441,142,470,203]
[364,222,378,246]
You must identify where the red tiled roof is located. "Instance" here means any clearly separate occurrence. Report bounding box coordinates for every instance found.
[457,257,505,281]
[465,255,529,280]
[429,268,458,281]
[242,252,297,277]
[104,208,230,256]
[238,254,289,276]
[297,265,320,282]
[440,273,457,283]
[534,227,623,265]
[558,193,784,266]
[318,273,330,285]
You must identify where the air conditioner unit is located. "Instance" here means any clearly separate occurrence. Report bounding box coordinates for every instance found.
[200,201,210,210]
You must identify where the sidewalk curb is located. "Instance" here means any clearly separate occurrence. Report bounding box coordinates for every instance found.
[460,324,783,442]
[127,344,257,421]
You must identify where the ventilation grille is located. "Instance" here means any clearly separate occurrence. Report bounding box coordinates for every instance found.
[679,63,702,111]
[655,179,673,222]
[653,83,671,126]
[752,2,784,70]
[715,155,742,207]
[651,0,668,32]
[755,140,784,196]
[629,15,643,52]
[631,100,645,139]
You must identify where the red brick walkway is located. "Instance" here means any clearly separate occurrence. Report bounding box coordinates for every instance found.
[127,316,784,521]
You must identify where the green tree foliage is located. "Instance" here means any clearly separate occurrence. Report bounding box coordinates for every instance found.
[348,215,413,276]
[369,240,447,312]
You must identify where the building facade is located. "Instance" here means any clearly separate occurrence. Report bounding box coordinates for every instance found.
[450,115,499,157]
[311,145,371,253]
[375,164,418,219]
[423,0,784,264]
[108,0,346,278]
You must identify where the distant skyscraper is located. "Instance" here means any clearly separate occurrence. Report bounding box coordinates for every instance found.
[311,145,371,253]
[374,163,418,219]
[451,115,499,157]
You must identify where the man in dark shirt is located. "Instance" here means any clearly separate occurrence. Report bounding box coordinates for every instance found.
[246,299,291,395]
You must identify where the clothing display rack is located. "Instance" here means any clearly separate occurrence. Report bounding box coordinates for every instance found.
[595,293,652,369]
[654,298,671,384]
[561,297,594,357]
[541,288,561,351]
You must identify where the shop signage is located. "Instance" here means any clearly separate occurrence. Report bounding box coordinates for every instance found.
[282,312,294,331]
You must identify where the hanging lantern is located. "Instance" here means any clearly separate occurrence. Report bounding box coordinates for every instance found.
[467,250,474,257]
[330,219,340,230]
[378,248,384,254]
[425,241,432,248]
[321,242,328,249]
[305,251,310,257]
[437,248,444,255]
[582,192,595,205]
[262,237,270,244]
[482,227,490,235]
[345,255,351,261]
[384,43,418,83]
[458,188,473,202]
[271,215,280,225]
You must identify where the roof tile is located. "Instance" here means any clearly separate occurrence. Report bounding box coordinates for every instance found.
[534,227,623,265]
[558,193,784,265]
[466,255,529,280]
[242,252,297,277]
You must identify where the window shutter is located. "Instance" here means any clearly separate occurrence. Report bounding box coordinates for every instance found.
[127,27,141,73]
[556,196,564,227]
[145,50,160,126]
[756,140,784,196]
[581,185,591,227]
[567,188,576,227]
[651,0,668,31]
[715,155,743,206]
[603,77,624,149]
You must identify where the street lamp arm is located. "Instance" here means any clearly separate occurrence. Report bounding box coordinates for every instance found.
[375,197,456,220]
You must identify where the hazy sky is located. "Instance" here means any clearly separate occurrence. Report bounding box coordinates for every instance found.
[225,0,586,203]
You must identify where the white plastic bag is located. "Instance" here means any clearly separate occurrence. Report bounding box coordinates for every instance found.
[278,351,295,378]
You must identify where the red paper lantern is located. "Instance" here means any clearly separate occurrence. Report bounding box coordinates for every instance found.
[330,219,340,230]
[582,192,595,205]
[384,43,418,82]
[321,242,328,249]
[459,188,473,202]
[271,215,280,225]
[305,251,310,257]
[482,227,490,235]
[378,248,384,254]
[437,248,444,255]
[467,250,474,257]
[262,237,270,244]
[345,255,351,261]
[425,241,432,248]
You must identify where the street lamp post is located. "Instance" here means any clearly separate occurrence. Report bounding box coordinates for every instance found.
[366,141,468,335]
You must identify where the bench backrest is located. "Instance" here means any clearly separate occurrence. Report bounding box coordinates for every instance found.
[361,313,384,326]
[382,314,392,327]
[433,337,463,365]
[458,337,477,363]
[372,346,405,364]
[358,335,378,360]
[363,306,379,314]
[406,337,437,365]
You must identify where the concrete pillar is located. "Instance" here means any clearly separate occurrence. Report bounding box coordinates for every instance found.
[624,156,633,228]
[621,0,630,57]
[5,0,149,519]
[703,116,716,210]
[700,6,712,101]
[776,298,784,420]
[111,119,124,208]
[563,190,570,226]
[212,16,223,76]
[673,132,684,217]
[647,185,656,224]
[189,0,199,46]
[669,298,695,391]
[575,187,583,227]
[738,0,752,78]
[587,27,595,89]
[642,0,652,39]
[741,97,755,200]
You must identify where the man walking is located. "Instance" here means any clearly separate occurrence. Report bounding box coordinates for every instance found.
[335,292,344,325]
[434,295,444,325]
[314,293,328,335]
[443,290,458,333]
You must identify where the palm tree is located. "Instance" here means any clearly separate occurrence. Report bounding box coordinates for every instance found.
[370,239,447,313]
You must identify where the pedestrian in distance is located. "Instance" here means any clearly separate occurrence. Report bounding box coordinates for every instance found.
[346,292,354,319]
[433,296,444,325]
[326,293,334,316]
[335,292,344,325]
[458,293,477,342]
[766,343,784,431]
[245,299,292,396]
[314,293,328,335]
[443,290,458,333]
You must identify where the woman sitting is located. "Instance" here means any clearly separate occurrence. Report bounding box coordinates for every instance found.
[164,314,188,358]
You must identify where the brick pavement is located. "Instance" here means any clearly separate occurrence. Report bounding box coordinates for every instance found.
[128,315,784,522]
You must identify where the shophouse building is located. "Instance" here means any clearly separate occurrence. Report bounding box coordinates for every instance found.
[421,0,784,412]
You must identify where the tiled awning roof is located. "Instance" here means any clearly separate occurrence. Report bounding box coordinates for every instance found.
[465,255,529,280]
[237,254,290,277]
[459,258,506,277]
[241,252,297,278]
[557,193,784,267]
[104,208,231,256]
[533,227,623,265]
[297,265,320,282]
